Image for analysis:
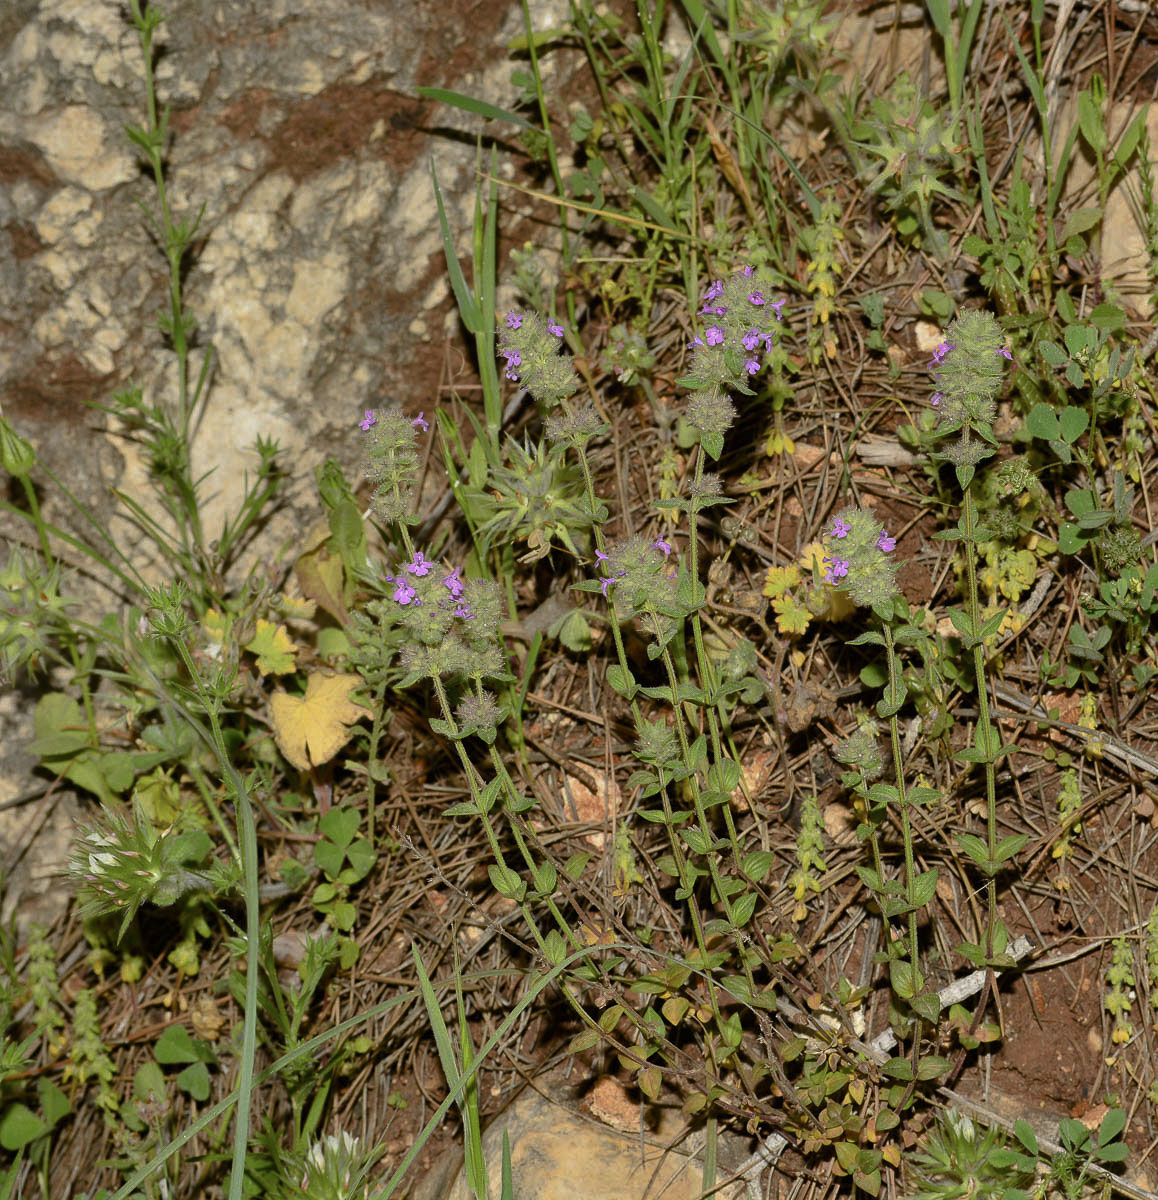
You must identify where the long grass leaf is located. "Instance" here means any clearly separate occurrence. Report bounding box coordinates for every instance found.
[417,86,537,133]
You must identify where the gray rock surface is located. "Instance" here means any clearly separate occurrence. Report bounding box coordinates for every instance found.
[0,0,567,930]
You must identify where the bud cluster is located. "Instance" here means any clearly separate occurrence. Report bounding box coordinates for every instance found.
[929,310,1008,440]
[681,265,786,396]
[821,507,900,609]
[358,407,427,524]
[595,533,677,612]
[69,802,215,940]
[499,310,580,408]
[379,551,505,682]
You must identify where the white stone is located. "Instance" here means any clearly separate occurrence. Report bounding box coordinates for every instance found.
[286,255,349,325]
[34,187,96,245]
[22,106,136,190]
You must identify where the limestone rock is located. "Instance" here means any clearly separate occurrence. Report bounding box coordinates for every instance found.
[428,1092,744,1200]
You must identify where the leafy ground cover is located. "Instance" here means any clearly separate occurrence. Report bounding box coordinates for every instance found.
[4,0,1158,1197]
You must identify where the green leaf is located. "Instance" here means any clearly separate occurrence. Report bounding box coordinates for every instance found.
[911,992,941,1024]
[1058,406,1089,442]
[1060,206,1103,241]
[1098,1107,1127,1148]
[176,1061,211,1101]
[568,1028,602,1053]
[1024,402,1061,441]
[606,664,637,699]
[910,868,939,909]
[916,1055,951,1080]
[155,1024,200,1064]
[1039,340,1068,367]
[319,807,360,850]
[345,838,376,881]
[488,864,526,901]
[0,1104,47,1151]
[730,892,757,928]
[416,86,537,132]
[881,1056,914,1080]
[314,839,345,880]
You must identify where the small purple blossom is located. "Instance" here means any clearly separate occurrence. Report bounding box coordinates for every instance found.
[699,305,728,317]
[877,531,896,552]
[548,321,565,337]
[599,576,616,597]
[929,341,955,368]
[742,264,754,277]
[454,603,474,619]
[742,329,761,351]
[443,568,464,599]
[359,410,377,431]
[594,549,610,565]
[823,556,849,584]
[930,391,943,408]
[769,298,786,320]
[503,349,522,367]
[393,580,417,605]
[703,280,724,302]
[831,517,851,539]
[689,334,705,350]
[705,325,725,347]
[407,551,433,576]
[652,536,672,556]
[748,291,765,306]
[505,312,523,329]
[744,357,760,375]
[997,346,1012,360]
[412,412,429,432]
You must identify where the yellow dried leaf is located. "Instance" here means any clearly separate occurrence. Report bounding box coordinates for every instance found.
[762,564,801,599]
[269,672,372,771]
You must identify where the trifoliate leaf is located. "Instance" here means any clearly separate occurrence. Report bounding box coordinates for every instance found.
[245,619,298,675]
[762,564,801,599]
[269,673,372,771]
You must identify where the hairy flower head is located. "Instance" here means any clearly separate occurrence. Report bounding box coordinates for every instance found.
[821,506,900,608]
[498,310,580,408]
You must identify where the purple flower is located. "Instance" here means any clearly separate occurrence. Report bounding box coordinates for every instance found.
[704,280,724,302]
[594,549,610,564]
[742,264,754,277]
[930,341,955,368]
[443,567,464,599]
[652,536,672,556]
[831,517,851,539]
[454,603,474,620]
[505,366,519,381]
[548,321,564,337]
[599,576,616,597]
[742,329,761,351]
[505,312,523,329]
[705,325,725,347]
[393,580,417,605]
[744,357,760,375]
[930,391,943,408]
[748,291,765,306]
[407,551,433,576]
[689,335,705,350]
[358,410,377,431]
[823,556,849,584]
[699,305,728,317]
[997,346,1012,360]
[503,349,522,367]
[412,411,429,432]
[877,531,896,552]
[769,299,786,320]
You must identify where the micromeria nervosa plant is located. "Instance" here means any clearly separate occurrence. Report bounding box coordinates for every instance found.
[821,507,948,1074]
[928,311,1027,970]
